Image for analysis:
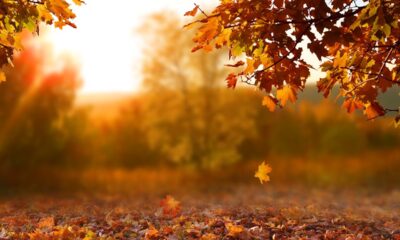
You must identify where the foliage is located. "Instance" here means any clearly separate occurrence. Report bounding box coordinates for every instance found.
[0,191,399,239]
[0,0,82,81]
[139,12,257,169]
[186,0,400,122]
[254,161,272,184]
[0,37,82,168]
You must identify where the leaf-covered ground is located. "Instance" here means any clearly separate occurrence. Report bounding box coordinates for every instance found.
[0,186,399,239]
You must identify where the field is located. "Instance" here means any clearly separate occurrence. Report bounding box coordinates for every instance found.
[1,151,400,239]
[0,186,399,239]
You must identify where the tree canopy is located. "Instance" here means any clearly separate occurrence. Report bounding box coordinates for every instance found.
[185,0,400,122]
[0,0,82,81]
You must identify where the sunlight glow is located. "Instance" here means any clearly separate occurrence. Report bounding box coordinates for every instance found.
[45,0,216,94]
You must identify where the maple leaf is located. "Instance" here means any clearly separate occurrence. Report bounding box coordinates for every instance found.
[186,0,400,121]
[160,195,181,217]
[145,225,159,239]
[226,73,238,89]
[0,72,6,82]
[343,98,364,113]
[225,60,245,68]
[262,95,278,112]
[254,161,272,184]
[226,223,245,237]
[364,102,385,120]
[184,5,199,17]
[276,85,297,107]
[38,216,55,229]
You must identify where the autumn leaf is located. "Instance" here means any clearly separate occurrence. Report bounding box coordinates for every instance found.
[186,0,400,121]
[394,115,400,128]
[226,223,245,237]
[145,225,159,239]
[38,216,55,229]
[226,73,238,89]
[160,195,181,217]
[343,98,364,113]
[0,72,6,82]
[225,60,245,68]
[244,58,255,74]
[254,161,272,184]
[184,5,199,17]
[276,85,297,107]
[72,0,85,5]
[262,95,278,112]
[364,102,385,120]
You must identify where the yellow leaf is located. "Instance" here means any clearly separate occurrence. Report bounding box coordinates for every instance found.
[254,161,272,184]
[244,58,255,74]
[72,0,84,5]
[262,95,277,112]
[226,223,245,237]
[276,85,297,107]
[0,71,6,82]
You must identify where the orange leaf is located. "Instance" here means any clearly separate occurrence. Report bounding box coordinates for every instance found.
[38,216,55,229]
[184,5,199,17]
[276,85,297,107]
[254,161,272,184]
[262,95,277,112]
[244,58,255,74]
[160,195,181,217]
[226,223,245,237]
[343,98,364,113]
[225,60,245,67]
[364,102,385,119]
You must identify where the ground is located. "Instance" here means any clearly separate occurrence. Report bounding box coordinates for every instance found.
[0,185,399,239]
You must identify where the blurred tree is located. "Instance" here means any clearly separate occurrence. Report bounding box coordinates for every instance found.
[0,39,82,169]
[138,12,257,169]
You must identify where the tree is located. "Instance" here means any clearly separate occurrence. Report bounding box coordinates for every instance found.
[139,12,257,168]
[185,0,400,122]
[0,37,81,168]
[0,0,82,81]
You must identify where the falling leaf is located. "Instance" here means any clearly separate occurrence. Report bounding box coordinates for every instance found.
[254,161,272,184]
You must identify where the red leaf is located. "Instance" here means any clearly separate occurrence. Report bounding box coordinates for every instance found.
[226,73,238,88]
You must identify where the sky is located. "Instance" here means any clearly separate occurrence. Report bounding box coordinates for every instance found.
[44,0,217,94]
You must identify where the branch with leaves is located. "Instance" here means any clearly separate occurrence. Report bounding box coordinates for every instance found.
[0,0,83,81]
[185,0,400,124]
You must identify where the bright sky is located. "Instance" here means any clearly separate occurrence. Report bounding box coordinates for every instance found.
[45,0,216,94]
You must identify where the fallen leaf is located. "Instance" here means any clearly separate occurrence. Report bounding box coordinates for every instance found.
[160,195,181,217]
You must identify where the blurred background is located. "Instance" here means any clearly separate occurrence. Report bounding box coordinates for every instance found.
[0,3,399,197]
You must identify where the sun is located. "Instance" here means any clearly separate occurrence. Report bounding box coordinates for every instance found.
[44,0,217,95]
